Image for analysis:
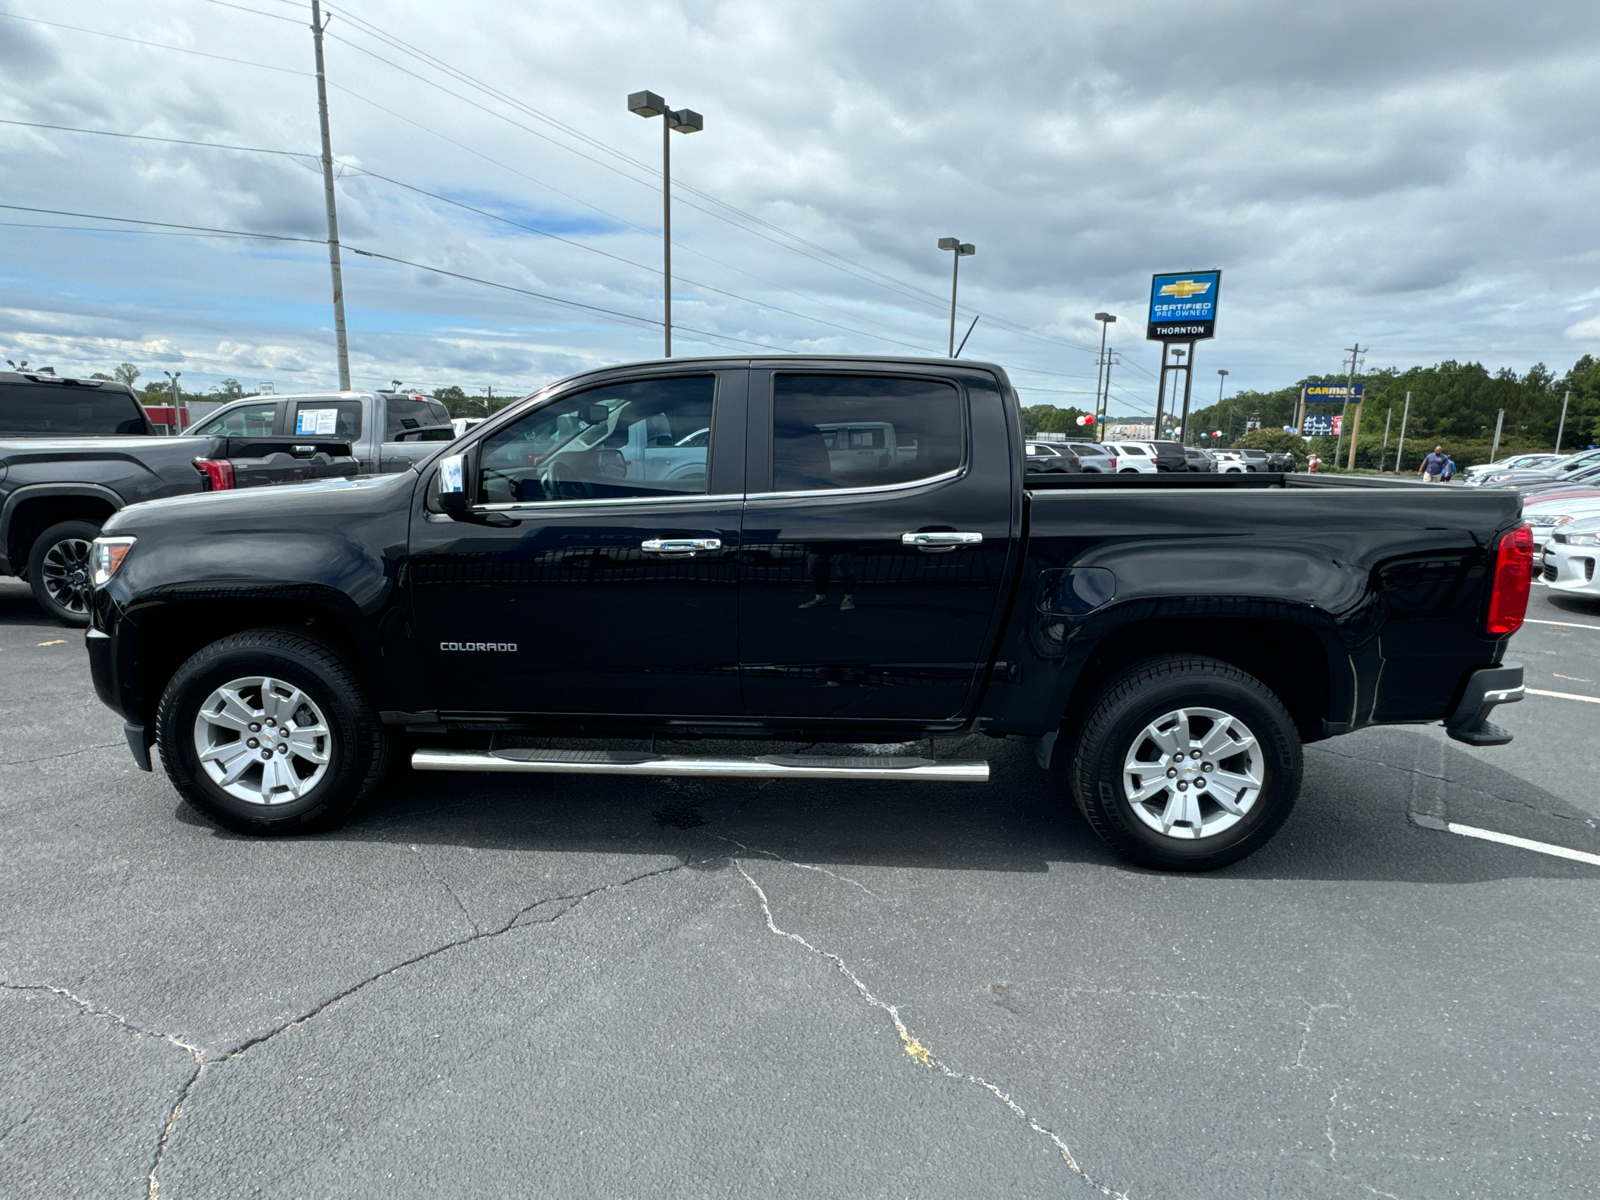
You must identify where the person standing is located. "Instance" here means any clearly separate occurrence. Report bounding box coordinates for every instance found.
[1307,453,1320,474]
[1420,445,1449,483]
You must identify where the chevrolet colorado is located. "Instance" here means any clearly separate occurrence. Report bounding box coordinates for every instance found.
[85,356,1531,869]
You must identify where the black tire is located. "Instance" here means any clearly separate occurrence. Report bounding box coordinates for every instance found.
[156,630,392,835]
[1069,655,1301,871]
[27,519,102,627]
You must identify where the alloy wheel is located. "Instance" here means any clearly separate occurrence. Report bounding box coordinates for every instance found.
[192,676,332,805]
[1121,706,1265,840]
[40,537,93,616]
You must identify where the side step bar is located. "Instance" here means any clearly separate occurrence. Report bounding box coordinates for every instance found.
[411,747,989,783]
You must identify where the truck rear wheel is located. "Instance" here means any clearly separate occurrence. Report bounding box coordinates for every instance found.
[155,630,391,835]
[27,519,102,627]
[1069,655,1301,871]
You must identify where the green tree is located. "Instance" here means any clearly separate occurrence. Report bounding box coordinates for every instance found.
[1236,428,1305,457]
[1019,403,1090,437]
[219,378,244,399]
[113,362,139,387]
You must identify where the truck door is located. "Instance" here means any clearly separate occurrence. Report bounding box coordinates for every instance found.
[738,368,1016,721]
[408,369,746,718]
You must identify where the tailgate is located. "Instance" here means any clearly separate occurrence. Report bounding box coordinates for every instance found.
[216,436,360,487]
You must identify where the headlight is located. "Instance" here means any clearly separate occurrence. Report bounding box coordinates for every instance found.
[1567,531,1600,547]
[90,536,136,586]
[1527,514,1570,527]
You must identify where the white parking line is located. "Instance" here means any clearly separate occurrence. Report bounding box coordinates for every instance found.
[1527,687,1600,704]
[1441,822,1600,867]
[1524,617,1600,632]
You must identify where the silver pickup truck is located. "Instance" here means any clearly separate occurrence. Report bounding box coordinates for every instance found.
[189,390,457,476]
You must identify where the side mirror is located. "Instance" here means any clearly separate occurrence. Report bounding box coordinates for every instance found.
[437,452,470,517]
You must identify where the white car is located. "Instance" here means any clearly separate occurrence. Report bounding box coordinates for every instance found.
[1211,450,1249,474]
[1522,489,1600,547]
[1541,514,1600,595]
[1105,442,1158,474]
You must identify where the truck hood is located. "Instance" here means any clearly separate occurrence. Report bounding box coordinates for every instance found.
[103,470,414,534]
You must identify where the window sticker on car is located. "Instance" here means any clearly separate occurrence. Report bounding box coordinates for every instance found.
[296,408,339,436]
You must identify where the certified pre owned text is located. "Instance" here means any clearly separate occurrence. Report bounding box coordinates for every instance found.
[440,642,519,652]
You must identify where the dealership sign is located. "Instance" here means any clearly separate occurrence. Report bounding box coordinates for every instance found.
[1146,270,1221,341]
[1302,382,1364,402]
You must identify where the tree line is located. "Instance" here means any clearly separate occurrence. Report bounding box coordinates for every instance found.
[1022,356,1600,470]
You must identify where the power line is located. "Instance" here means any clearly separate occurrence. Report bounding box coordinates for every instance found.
[0,118,316,161]
[317,3,1109,356]
[0,10,312,76]
[3,115,940,354]
[199,0,305,24]
[0,201,326,243]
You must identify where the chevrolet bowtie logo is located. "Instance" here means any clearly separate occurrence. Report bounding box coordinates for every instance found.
[1158,279,1213,299]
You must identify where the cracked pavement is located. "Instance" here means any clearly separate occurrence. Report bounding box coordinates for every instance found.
[2,578,1599,1198]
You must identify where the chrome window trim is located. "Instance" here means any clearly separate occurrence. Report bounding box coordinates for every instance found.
[745,466,964,504]
[477,491,744,514]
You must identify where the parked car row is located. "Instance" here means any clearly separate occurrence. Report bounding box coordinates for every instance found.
[0,371,459,624]
[1026,438,1298,474]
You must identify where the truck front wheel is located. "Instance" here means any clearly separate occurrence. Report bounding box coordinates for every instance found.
[1069,655,1302,870]
[155,630,392,835]
[27,519,102,627]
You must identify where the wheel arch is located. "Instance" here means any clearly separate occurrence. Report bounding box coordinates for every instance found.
[3,485,122,576]
[119,587,377,731]
[1055,614,1337,743]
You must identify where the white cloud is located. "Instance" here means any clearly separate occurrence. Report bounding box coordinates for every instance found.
[1,0,1598,407]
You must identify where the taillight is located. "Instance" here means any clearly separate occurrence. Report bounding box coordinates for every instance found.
[1109,457,1118,469]
[194,458,235,491]
[1486,523,1533,635]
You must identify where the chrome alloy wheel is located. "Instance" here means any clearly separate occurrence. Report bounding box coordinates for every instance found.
[40,536,93,616]
[192,676,332,805]
[1122,706,1265,840]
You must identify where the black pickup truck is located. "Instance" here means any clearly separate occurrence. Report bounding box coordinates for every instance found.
[85,356,1532,869]
[1,371,357,624]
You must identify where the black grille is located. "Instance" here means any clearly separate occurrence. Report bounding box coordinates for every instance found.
[1543,561,1558,582]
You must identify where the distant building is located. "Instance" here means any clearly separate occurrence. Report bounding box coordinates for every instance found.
[1107,423,1155,440]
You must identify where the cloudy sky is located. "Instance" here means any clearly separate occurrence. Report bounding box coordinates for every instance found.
[2,0,1598,413]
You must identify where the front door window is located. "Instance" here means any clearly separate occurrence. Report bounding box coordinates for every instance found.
[479,376,715,504]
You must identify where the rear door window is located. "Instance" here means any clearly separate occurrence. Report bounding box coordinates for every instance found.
[0,382,148,435]
[385,395,449,441]
[289,399,361,439]
[191,401,281,437]
[1069,443,1101,456]
[769,374,963,492]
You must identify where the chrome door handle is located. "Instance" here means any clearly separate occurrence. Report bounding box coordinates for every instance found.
[641,537,722,556]
[902,531,983,550]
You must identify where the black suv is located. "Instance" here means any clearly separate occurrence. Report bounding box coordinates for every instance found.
[1148,440,1191,471]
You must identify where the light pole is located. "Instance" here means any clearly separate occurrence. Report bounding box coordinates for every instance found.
[938,238,976,357]
[1094,312,1116,438]
[628,91,703,358]
[1216,368,1228,406]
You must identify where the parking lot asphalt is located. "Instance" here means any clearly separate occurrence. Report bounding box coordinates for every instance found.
[2,575,1597,1200]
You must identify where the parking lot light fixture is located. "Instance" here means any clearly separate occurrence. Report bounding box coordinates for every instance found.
[629,90,703,357]
[938,238,976,356]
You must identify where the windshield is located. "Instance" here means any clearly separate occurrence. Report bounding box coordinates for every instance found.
[0,381,148,435]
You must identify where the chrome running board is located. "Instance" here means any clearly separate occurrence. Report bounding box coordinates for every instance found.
[411,747,989,783]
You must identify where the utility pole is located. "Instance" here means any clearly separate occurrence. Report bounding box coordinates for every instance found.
[1334,343,1364,468]
[1490,408,1505,465]
[1099,351,1120,440]
[1381,405,1392,468]
[310,0,350,390]
[1093,313,1116,439]
[1556,389,1570,452]
[1394,390,1410,473]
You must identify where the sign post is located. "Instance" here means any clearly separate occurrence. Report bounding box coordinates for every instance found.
[1146,270,1221,443]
